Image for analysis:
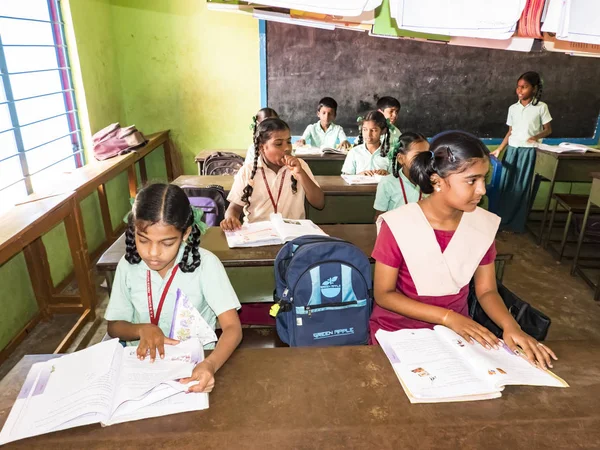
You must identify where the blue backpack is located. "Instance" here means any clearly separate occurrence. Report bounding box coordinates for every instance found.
[273,236,373,346]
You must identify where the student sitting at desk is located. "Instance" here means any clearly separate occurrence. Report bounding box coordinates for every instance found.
[374,132,429,218]
[296,97,351,150]
[245,107,278,165]
[377,96,402,154]
[342,111,392,176]
[370,131,557,369]
[105,183,242,393]
[221,118,325,230]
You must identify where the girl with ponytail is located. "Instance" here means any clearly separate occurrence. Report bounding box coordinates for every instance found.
[342,110,392,176]
[492,71,553,232]
[373,131,429,218]
[106,183,242,393]
[371,131,557,370]
[221,117,324,231]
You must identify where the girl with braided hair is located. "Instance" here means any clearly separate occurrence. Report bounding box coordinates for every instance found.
[492,71,552,232]
[373,131,429,219]
[342,110,392,176]
[106,183,242,393]
[221,118,324,231]
[245,107,278,165]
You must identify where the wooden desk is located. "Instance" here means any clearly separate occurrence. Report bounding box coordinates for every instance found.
[1,340,598,449]
[532,149,600,244]
[20,131,174,243]
[571,172,600,300]
[173,175,378,224]
[0,194,96,359]
[195,149,346,176]
[97,225,512,305]
[97,225,378,296]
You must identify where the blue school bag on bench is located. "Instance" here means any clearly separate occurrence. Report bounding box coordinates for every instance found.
[272,236,373,347]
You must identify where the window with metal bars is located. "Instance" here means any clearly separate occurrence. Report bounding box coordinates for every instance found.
[0,0,83,212]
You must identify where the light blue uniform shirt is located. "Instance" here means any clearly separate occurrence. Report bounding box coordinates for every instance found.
[301,122,347,148]
[374,170,424,212]
[105,246,241,349]
[507,101,552,148]
[341,143,391,175]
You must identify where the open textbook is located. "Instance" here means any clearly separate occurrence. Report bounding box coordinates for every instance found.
[536,142,600,154]
[376,326,568,404]
[294,145,348,156]
[225,213,327,248]
[0,338,208,445]
[341,174,383,185]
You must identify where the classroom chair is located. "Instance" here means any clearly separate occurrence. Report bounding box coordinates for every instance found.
[544,193,600,262]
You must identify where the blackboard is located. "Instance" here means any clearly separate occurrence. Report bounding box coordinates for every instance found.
[266,22,600,139]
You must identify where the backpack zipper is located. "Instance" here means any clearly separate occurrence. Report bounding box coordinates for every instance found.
[305,300,358,317]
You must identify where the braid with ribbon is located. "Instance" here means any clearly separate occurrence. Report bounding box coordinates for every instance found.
[241,131,260,217]
[354,116,364,147]
[179,206,207,273]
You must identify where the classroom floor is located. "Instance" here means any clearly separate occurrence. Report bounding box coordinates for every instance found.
[1,228,599,380]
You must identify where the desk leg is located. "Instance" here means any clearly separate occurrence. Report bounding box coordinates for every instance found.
[23,239,52,320]
[139,158,148,185]
[64,200,96,317]
[163,139,175,181]
[127,165,138,198]
[537,175,557,245]
[571,199,592,276]
[97,184,114,241]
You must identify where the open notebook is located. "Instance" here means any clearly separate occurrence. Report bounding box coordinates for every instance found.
[536,142,599,154]
[0,338,208,445]
[376,326,568,403]
[225,213,327,248]
[294,145,348,156]
[341,174,383,185]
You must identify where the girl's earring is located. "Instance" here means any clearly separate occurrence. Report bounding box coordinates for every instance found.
[435,186,441,192]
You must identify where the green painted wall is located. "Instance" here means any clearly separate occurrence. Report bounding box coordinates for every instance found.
[110,0,260,175]
[0,0,260,351]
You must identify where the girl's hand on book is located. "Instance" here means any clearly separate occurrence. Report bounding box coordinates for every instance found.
[137,324,179,362]
[181,360,216,393]
[220,216,242,232]
[445,311,500,349]
[502,326,557,370]
[359,170,376,176]
[338,140,351,150]
[373,169,389,175]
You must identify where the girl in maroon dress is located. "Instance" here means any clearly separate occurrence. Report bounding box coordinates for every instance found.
[369,131,557,370]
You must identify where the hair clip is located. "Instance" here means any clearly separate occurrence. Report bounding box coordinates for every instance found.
[122,197,136,224]
[429,150,435,159]
[446,146,456,163]
[356,116,364,123]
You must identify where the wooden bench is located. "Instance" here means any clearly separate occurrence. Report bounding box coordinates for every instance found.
[0,193,96,361]
[172,175,378,224]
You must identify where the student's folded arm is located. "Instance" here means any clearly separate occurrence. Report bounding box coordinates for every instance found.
[373,261,449,324]
[473,263,518,331]
[296,171,325,209]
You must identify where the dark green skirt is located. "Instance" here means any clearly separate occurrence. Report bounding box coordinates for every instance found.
[496,146,537,233]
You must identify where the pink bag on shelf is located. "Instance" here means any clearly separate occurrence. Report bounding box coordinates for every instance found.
[93,123,147,161]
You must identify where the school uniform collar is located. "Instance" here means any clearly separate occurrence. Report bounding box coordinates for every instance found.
[398,169,417,188]
[514,100,536,110]
[141,244,186,279]
[359,143,383,156]
[257,155,287,177]
[315,122,337,135]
